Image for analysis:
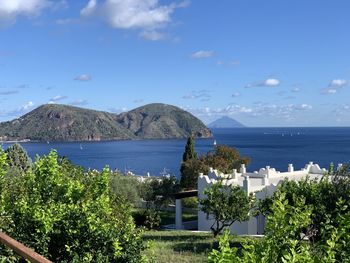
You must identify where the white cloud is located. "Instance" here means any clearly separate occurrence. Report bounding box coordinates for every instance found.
[20,101,34,111]
[74,74,92,81]
[321,79,348,95]
[81,0,96,17]
[265,78,280,86]
[191,50,214,59]
[300,104,312,110]
[245,78,280,88]
[109,107,128,113]
[291,87,301,93]
[52,0,68,10]
[81,0,189,40]
[330,79,347,87]
[185,102,313,123]
[333,104,350,116]
[0,90,19,95]
[55,18,73,25]
[182,90,211,100]
[139,30,165,41]
[0,101,35,119]
[232,92,241,97]
[49,95,68,103]
[0,0,50,26]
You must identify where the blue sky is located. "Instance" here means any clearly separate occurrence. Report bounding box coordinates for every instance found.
[0,0,350,127]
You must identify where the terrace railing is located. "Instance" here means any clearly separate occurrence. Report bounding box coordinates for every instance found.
[0,231,52,263]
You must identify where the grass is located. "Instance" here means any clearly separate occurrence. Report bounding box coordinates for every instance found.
[142,230,255,263]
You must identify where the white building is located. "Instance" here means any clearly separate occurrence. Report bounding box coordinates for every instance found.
[196,162,341,235]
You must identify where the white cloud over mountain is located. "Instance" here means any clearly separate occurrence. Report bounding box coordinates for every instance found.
[48,95,68,104]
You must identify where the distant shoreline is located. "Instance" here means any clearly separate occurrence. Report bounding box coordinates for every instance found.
[0,139,31,143]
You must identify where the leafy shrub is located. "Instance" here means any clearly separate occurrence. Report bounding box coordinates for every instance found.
[209,190,350,262]
[0,148,146,262]
[133,209,161,230]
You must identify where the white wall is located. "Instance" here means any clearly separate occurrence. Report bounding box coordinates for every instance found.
[198,162,335,235]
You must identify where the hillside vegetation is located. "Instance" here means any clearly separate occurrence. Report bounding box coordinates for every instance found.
[0,103,212,142]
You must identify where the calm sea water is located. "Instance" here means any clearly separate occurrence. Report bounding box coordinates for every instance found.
[2,127,350,177]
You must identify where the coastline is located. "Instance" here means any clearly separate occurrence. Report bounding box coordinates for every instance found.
[0,139,31,143]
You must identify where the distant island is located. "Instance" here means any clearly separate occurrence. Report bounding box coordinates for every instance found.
[0,103,212,142]
[208,116,245,128]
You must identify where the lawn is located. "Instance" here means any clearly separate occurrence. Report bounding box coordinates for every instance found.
[142,230,255,263]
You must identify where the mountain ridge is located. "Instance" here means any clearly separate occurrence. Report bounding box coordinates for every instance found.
[0,103,212,142]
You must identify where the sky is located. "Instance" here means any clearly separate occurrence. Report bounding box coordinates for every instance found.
[0,0,350,127]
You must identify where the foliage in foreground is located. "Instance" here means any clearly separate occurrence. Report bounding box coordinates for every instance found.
[0,147,146,262]
[209,191,350,262]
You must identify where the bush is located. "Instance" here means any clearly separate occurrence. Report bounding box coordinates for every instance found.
[133,209,161,230]
[0,148,146,262]
[209,190,350,262]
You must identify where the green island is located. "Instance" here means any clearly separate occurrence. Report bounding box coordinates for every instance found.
[0,103,212,142]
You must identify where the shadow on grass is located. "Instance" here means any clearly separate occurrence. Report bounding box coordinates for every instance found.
[172,241,219,254]
[144,233,248,255]
[143,234,213,242]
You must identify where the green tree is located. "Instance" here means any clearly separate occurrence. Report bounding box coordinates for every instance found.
[180,136,199,189]
[180,158,209,190]
[203,145,250,174]
[200,182,254,237]
[5,143,31,172]
[182,135,197,162]
[180,144,250,190]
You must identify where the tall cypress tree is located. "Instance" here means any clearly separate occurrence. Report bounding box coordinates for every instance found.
[180,135,198,189]
[182,135,197,162]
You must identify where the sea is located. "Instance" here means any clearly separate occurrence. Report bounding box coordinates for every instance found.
[1,127,350,178]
